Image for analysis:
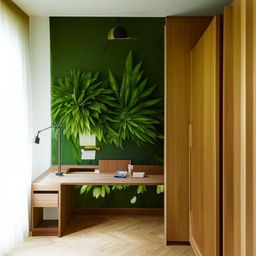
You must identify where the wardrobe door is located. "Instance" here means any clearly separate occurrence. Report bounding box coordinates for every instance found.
[190,16,221,256]
[165,16,212,243]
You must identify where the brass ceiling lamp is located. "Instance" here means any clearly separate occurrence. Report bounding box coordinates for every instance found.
[104,19,137,50]
[107,19,137,40]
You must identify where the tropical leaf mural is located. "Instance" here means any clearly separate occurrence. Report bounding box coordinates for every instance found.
[51,69,116,140]
[51,52,163,148]
[104,51,163,148]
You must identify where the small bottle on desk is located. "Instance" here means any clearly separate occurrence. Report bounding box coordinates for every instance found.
[128,164,133,176]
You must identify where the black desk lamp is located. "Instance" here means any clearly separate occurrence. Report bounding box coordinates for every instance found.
[33,125,63,176]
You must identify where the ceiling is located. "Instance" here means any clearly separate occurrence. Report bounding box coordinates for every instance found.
[13,0,232,17]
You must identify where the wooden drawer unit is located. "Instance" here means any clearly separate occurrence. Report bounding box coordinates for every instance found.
[33,192,58,207]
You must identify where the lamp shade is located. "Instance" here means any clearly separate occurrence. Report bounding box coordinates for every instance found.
[107,20,137,41]
[113,25,128,38]
[108,25,128,40]
[33,135,40,144]
[108,19,128,40]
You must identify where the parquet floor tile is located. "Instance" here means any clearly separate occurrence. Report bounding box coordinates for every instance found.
[6,215,194,256]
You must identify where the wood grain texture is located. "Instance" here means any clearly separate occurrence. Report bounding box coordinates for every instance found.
[99,160,131,173]
[31,200,59,236]
[31,207,43,230]
[31,167,163,237]
[223,1,256,254]
[133,165,164,174]
[74,207,164,215]
[245,0,256,255]
[165,16,212,242]
[190,16,221,256]
[33,193,58,207]
[223,7,235,256]
[59,185,73,237]
[8,215,195,256]
[223,2,247,255]
[32,168,163,191]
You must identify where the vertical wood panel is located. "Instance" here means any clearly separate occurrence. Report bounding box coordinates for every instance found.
[190,16,221,256]
[59,185,73,237]
[223,6,236,255]
[165,17,211,242]
[99,160,131,173]
[223,1,247,255]
[246,0,256,255]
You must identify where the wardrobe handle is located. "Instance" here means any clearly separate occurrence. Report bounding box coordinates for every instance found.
[189,123,192,211]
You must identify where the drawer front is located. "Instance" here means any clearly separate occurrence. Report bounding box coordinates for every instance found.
[33,193,58,207]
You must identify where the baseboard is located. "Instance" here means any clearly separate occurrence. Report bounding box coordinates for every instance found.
[166,241,190,246]
[74,207,164,215]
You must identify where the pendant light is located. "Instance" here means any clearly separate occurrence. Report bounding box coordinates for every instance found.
[107,19,137,40]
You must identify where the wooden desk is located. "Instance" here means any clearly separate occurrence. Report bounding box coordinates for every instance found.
[31,166,164,237]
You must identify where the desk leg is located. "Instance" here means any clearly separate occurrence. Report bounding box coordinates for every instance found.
[58,185,73,237]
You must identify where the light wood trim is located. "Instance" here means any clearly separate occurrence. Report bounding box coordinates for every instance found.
[74,208,164,215]
[245,0,256,256]
[223,1,247,255]
[33,193,58,207]
[223,5,235,255]
[165,16,212,242]
[32,183,60,191]
[246,0,256,255]
[190,16,221,256]
[32,170,163,188]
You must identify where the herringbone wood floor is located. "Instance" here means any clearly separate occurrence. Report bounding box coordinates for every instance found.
[6,215,194,256]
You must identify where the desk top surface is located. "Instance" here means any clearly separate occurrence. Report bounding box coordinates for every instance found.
[32,166,164,191]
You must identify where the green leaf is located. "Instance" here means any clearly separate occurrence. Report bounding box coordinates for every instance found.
[129,98,162,115]
[137,78,148,95]
[130,61,142,87]
[86,185,92,192]
[108,70,119,98]
[121,73,129,104]
[156,185,164,194]
[137,185,147,194]
[93,187,101,199]
[125,51,133,74]
[100,186,105,197]
[103,185,111,194]
[141,83,158,98]
[80,185,87,194]
[130,196,137,204]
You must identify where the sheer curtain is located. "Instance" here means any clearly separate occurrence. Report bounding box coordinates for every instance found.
[0,0,31,255]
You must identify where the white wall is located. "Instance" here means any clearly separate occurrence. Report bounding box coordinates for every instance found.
[29,16,51,180]
[29,17,58,219]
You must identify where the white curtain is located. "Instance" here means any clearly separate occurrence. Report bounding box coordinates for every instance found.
[0,0,31,255]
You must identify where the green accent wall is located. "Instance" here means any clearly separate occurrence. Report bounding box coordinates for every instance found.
[50,17,164,207]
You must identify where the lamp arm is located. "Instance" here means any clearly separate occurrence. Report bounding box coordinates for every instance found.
[35,125,63,176]
[38,125,59,134]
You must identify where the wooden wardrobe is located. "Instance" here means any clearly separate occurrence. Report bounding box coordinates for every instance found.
[165,16,212,244]
[165,1,256,255]
[165,15,221,256]
[223,0,256,255]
